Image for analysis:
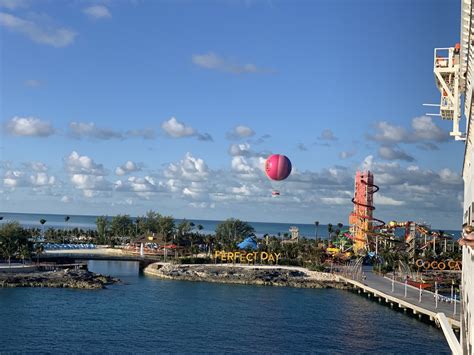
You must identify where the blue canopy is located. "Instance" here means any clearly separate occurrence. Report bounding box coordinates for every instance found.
[237,237,257,250]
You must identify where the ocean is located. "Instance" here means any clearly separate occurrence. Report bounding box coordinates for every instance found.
[0,212,461,239]
[0,260,450,353]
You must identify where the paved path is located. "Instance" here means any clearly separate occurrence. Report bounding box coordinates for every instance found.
[363,267,460,321]
[339,266,460,327]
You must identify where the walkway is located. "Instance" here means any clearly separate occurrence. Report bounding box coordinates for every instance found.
[337,266,460,329]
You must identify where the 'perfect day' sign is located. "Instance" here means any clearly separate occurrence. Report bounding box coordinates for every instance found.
[214,251,281,264]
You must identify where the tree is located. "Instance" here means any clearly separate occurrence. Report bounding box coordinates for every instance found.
[314,221,319,239]
[327,223,333,241]
[39,218,46,240]
[34,243,44,265]
[0,222,25,265]
[158,215,175,241]
[111,214,133,238]
[142,210,161,233]
[215,219,255,248]
[96,216,109,244]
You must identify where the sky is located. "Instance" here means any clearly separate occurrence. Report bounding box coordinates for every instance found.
[0,0,466,229]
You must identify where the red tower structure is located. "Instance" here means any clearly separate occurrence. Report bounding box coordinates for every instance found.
[349,171,379,254]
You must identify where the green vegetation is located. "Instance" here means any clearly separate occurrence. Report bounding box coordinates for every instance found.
[0,222,33,265]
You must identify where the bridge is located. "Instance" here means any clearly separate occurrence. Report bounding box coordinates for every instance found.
[39,250,162,270]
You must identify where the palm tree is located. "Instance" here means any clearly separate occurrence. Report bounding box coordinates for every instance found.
[35,244,44,265]
[327,223,333,242]
[64,216,70,243]
[314,221,319,240]
[39,218,46,241]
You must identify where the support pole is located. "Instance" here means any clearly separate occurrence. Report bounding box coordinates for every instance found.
[404,280,407,298]
[435,281,438,309]
[391,275,394,293]
[419,285,422,303]
[454,291,457,315]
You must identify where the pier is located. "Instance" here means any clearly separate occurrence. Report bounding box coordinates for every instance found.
[336,266,460,330]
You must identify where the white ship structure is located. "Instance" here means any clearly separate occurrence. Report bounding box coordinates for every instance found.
[428,0,474,353]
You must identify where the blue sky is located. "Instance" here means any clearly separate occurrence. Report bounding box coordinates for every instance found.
[0,0,466,228]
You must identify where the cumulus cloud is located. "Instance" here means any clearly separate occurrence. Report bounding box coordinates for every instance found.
[115,161,142,176]
[69,122,123,140]
[165,153,209,181]
[161,117,195,138]
[0,12,76,47]
[65,152,112,197]
[369,116,449,144]
[378,145,415,162]
[3,166,58,191]
[83,5,111,19]
[65,151,106,176]
[192,52,270,74]
[227,125,255,140]
[115,176,160,199]
[5,116,54,137]
[161,117,212,141]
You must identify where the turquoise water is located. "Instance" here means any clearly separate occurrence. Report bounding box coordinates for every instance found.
[0,261,450,353]
[0,212,461,239]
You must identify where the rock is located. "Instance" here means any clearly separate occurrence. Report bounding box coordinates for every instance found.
[144,263,347,289]
[0,269,121,289]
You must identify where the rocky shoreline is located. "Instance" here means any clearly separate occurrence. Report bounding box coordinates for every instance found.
[144,263,347,289]
[0,269,120,289]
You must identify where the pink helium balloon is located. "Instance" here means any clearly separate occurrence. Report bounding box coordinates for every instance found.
[265,154,292,181]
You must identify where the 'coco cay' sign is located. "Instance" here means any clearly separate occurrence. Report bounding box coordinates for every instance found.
[214,251,281,264]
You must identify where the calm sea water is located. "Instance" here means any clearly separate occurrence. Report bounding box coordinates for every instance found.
[0,261,450,353]
[0,212,461,239]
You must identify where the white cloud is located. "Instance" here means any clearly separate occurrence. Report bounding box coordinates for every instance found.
[161,117,196,138]
[339,150,356,159]
[25,161,48,172]
[192,52,267,74]
[115,161,142,176]
[5,116,54,137]
[369,116,448,144]
[161,117,213,141]
[70,174,110,195]
[320,197,349,205]
[3,170,27,188]
[439,168,462,184]
[227,125,255,139]
[374,194,405,206]
[65,151,106,176]
[3,167,57,190]
[69,122,123,140]
[126,128,156,140]
[83,5,111,20]
[378,145,415,162]
[165,153,209,181]
[30,172,56,186]
[114,176,160,199]
[0,12,76,47]
[61,195,73,203]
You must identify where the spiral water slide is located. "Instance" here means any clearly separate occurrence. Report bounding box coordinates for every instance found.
[349,173,389,253]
